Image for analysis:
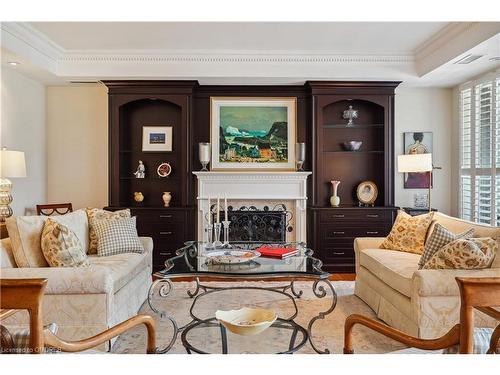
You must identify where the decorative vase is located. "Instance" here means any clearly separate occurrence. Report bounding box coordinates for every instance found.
[133,192,144,203]
[162,192,172,207]
[330,180,341,207]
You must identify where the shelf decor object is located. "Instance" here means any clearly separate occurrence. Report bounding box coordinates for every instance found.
[356,180,378,206]
[133,160,146,178]
[398,153,433,212]
[133,192,145,203]
[341,141,362,151]
[198,142,211,171]
[157,162,172,178]
[162,192,172,207]
[210,97,297,170]
[142,126,173,152]
[330,180,341,207]
[295,142,306,171]
[342,105,358,126]
[0,148,27,222]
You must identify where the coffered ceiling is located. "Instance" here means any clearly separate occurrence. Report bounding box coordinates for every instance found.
[1,22,499,86]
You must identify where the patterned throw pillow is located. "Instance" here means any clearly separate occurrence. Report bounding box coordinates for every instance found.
[418,223,474,269]
[91,216,143,257]
[380,210,434,254]
[41,218,90,267]
[86,208,130,254]
[423,237,497,270]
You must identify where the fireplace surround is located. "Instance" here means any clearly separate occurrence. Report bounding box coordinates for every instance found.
[193,172,311,243]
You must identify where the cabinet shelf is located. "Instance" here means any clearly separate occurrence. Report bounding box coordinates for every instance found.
[323,150,384,154]
[323,124,384,129]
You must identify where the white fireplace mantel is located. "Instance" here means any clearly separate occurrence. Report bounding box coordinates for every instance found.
[193,171,312,243]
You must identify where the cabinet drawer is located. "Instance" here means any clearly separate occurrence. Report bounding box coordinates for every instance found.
[319,209,393,223]
[320,225,390,240]
[133,210,187,224]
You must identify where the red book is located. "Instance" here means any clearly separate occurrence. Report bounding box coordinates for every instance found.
[256,246,298,259]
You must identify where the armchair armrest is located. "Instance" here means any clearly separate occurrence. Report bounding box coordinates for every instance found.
[0,266,113,295]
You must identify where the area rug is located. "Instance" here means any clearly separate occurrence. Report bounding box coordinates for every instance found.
[112,280,406,354]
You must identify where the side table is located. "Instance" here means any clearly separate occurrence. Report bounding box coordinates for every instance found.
[401,207,438,216]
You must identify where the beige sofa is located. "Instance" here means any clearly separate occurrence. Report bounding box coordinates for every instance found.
[0,236,153,350]
[354,212,500,339]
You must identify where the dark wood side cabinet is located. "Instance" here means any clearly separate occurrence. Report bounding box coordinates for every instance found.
[307,81,400,273]
[103,81,198,271]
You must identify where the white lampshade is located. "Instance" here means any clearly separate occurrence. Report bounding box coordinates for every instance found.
[0,149,27,178]
[397,153,432,173]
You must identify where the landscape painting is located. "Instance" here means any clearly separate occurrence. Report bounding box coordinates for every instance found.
[210,98,296,170]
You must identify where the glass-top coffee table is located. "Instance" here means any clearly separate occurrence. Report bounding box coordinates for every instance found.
[148,241,337,354]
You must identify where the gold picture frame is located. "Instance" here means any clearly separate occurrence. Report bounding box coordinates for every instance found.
[210,97,297,171]
[356,180,378,206]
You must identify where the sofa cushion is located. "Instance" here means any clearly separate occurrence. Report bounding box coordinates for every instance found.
[381,211,434,254]
[88,250,151,293]
[423,237,497,270]
[419,223,474,269]
[86,208,130,255]
[41,219,90,268]
[359,248,420,297]
[5,210,89,268]
[92,217,143,257]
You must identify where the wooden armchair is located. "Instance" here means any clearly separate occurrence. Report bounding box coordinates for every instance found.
[344,277,500,354]
[0,279,156,354]
[36,203,73,216]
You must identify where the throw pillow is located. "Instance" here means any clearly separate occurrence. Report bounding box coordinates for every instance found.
[418,223,474,269]
[41,218,90,267]
[91,216,143,257]
[423,237,497,270]
[380,210,434,254]
[86,208,130,255]
[5,209,89,268]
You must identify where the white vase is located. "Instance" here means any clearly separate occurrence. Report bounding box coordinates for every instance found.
[330,180,341,207]
[162,192,172,207]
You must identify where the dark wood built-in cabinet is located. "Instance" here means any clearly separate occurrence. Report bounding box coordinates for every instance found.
[307,82,400,273]
[104,80,400,274]
[104,81,198,271]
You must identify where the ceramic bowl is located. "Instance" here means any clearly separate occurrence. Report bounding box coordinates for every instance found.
[215,307,277,336]
[342,141,363,151]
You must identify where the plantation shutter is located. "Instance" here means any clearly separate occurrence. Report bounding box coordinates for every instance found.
[459,74,500,225]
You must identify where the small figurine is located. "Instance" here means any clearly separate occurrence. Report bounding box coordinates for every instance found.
[133,160,145,178]
[134,192,144,203]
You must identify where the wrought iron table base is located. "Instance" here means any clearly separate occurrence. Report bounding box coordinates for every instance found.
[148,276,337,354]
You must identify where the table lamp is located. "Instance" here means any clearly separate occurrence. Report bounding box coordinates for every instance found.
[397,153,433,212]
[0,148,27,222]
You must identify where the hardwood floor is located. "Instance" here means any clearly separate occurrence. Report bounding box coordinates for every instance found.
[168,273,356,282]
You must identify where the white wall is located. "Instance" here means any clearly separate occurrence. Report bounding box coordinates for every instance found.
[394,87,453,214]
[1,68,46,215]
[46,85,108,210]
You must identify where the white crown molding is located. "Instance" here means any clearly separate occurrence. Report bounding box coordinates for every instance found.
[414,22,500,76]
[60,50,413,64]
[1,22,64,72]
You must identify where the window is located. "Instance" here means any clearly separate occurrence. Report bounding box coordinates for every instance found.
[459,72,500,225]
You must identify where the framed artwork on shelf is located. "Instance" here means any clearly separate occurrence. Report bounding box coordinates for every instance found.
[210,97,296,170]
[356,180,378,206]
[142,126,173,152]
[403,132,433,189]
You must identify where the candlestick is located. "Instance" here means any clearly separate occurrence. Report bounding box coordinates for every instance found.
[222,220,231,248]
[217,196,220,224]
[207,197,211,226]
[213,223,223,248]
[224,197,228,222]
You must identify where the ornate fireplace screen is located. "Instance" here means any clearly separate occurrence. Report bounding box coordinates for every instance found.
[211,204,293,242]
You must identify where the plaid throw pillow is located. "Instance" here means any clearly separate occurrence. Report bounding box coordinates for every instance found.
[91,217,143,257]
[418,223,474,269]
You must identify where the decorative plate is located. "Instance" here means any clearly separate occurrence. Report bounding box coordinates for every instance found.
[157,162,172,178]
[204,250,261,264]
[356,180,378,205]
